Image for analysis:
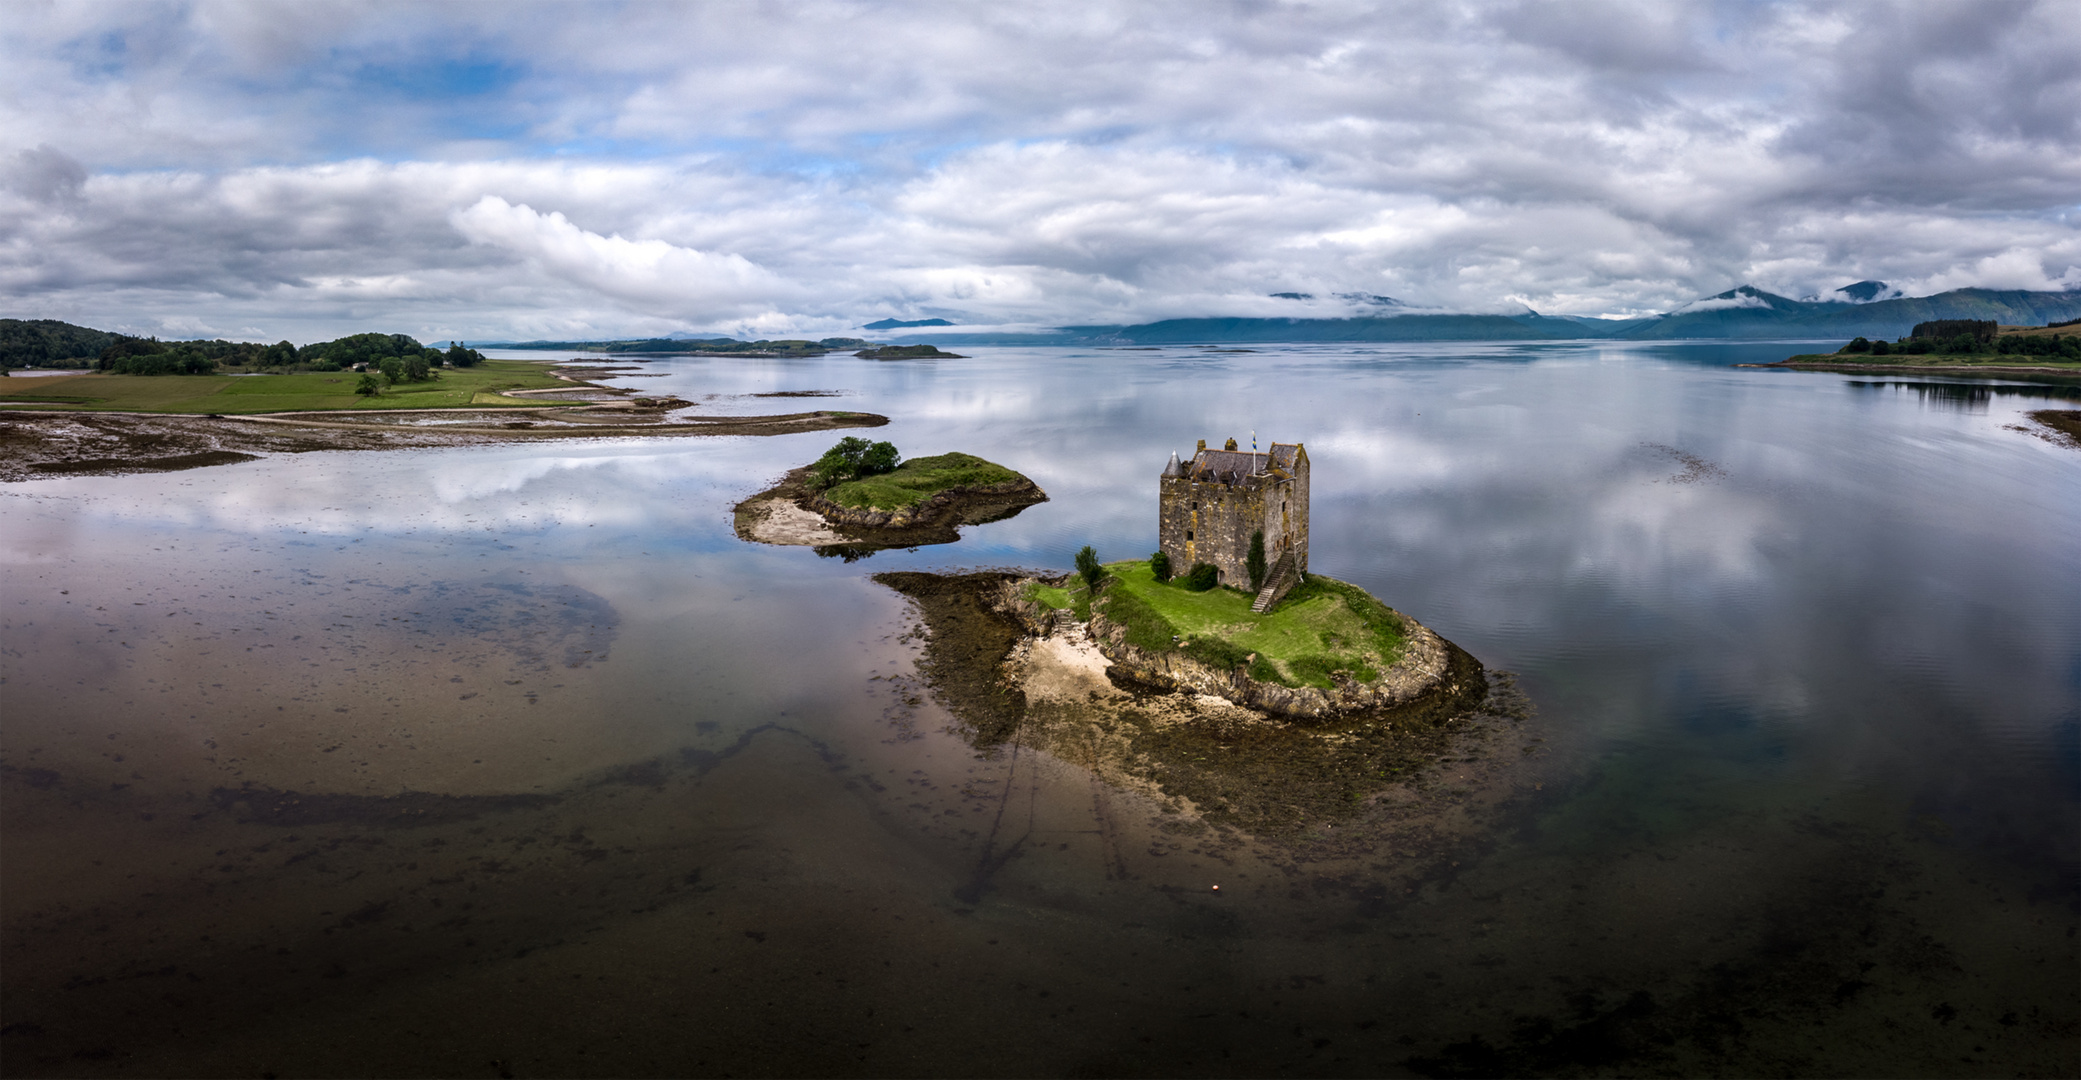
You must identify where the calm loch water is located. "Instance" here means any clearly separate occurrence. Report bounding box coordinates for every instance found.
[2,342,2076,1076]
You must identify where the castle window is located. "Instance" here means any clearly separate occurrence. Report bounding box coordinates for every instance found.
[1186,531,1193,541]
[1191,501,1198,510]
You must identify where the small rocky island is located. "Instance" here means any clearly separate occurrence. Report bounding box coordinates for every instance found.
[734,437,1046,555]
[875,436,1519,833]
[854,344,967,360]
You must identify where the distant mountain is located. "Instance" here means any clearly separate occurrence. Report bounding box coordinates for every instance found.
[1807,279,1905,304]
[861,317,954,330]
[1268,292,1405,307]
[999,285,2081,345]
[1612,286,2081,340]
[1057,314,1554,344]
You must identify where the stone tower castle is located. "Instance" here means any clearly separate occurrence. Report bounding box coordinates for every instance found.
[1158,437,1310,602]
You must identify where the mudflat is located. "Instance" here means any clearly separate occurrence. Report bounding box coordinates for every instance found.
[0,408,889,482]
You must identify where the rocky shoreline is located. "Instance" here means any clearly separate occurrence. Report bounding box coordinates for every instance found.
[734,465,1047,552]
[989,573,1486,723]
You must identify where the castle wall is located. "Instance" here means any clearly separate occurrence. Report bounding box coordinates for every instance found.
[1158,442,1310,588]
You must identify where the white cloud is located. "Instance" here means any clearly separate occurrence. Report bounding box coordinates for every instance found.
[0,1,2076,339]
[1672,293,1773,314]
[450,195,792,317]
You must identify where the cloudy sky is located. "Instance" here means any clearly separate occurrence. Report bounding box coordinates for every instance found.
[2,0,2077,342]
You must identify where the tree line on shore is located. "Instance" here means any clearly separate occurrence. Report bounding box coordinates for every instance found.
[0,319,488,376]
[1840,319,2079,359]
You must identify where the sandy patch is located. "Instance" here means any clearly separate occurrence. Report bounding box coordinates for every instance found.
[737,494,850,546]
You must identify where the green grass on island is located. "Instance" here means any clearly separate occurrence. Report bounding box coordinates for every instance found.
[821,452,1026,510]
[0,359,575,414]
[1029,560,1406,690]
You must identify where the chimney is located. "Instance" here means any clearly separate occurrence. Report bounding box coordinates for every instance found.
[1196,439,1206,454]
[1224,437,1238,451]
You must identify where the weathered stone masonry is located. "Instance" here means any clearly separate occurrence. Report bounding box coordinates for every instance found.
[1158,437,1309,588]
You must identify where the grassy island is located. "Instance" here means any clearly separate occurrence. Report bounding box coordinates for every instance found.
[821,452,1027,511]
[1028,559,1406,690]
[854,344,967,360]
[734,439,1045,552]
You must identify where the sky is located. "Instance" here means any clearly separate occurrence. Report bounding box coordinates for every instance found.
[2,0,2078,343]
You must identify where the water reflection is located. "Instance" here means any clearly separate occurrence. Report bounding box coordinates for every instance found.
[1846,378,2081,412]
[2,342,2075,1076]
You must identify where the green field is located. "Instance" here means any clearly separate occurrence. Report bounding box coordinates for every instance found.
[821,452,1026,510]
[0,360,574,413]
[1033,560,1406,689]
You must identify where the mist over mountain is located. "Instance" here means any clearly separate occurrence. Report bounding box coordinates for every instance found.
[882,284,2081,345]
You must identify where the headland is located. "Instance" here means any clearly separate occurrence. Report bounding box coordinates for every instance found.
[1756,319,2081,375]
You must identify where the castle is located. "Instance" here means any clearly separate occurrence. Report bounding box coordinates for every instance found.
[1159,437,1310,610]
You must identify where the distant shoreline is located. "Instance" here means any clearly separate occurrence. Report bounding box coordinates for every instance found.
[1746,355,2081,377]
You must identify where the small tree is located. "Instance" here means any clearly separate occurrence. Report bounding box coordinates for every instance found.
[1075,545,1103,592]
[378,356,404,385]
[1246,530,1267,591]
[811,437,901,489]
[404,354,433,382]
[1179,563,1220,592]
[354,373,381,396]
[860,440,900,476]
[1150,550,1172,582]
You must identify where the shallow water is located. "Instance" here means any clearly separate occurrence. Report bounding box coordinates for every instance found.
[3,342,2076,1076]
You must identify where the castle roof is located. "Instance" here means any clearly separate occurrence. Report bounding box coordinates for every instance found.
[1178,442,1304,486]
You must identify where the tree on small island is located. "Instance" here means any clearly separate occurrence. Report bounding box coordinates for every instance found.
[810,436,902,489]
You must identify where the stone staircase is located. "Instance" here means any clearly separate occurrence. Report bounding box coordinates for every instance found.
[1251,549,1300,614]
